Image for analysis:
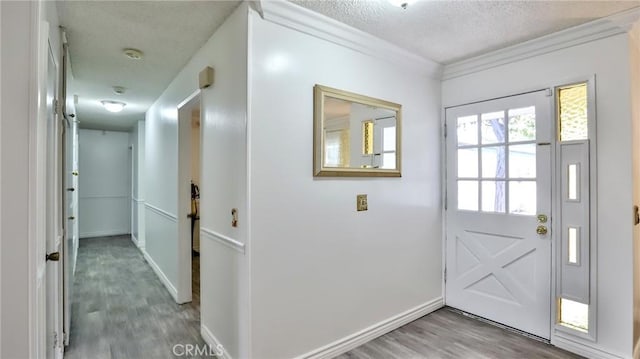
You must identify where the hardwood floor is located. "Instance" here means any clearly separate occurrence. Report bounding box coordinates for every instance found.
[65,235,205,359]
[336,308,583,359]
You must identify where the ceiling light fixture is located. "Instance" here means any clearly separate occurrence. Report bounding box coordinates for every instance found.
[123,48,144,60]
[113,86,126,95]
[101,100,126,113]
[388,0,418,9]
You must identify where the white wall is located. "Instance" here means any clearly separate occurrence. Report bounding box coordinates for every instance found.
[78,129,131,238]
[443,34,634,358]
[1,1,61,356]
[131,120,145,248]
[144,3,248,357]
[248,9,443,358]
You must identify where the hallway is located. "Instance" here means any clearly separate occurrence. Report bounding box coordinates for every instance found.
[65,236,204,359]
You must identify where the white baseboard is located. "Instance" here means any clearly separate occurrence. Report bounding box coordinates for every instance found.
[553,335,626,359]
[79,230,130,239]
[201,324,233,359]
[131,233,138,246]
[142,249,179,303]
[297,297,444,359]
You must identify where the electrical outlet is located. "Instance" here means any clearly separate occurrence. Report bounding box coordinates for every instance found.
[357,194,368,211]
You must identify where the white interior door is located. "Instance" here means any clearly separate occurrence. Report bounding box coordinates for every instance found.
[445,90,553,339]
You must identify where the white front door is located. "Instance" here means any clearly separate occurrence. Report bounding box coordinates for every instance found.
[445,90,552,339]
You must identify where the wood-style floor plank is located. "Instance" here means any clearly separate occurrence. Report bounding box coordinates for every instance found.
[336,308,583,359]
[65,235,205,359]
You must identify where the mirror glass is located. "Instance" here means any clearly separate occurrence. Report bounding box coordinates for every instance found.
[314,85,401,177]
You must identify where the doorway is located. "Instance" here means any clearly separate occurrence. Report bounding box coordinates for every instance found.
[177,92,201,306]
[444,90,553,339]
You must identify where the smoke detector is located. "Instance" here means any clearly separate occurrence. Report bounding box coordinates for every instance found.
[113,86,126,95]
[123,48,144,60]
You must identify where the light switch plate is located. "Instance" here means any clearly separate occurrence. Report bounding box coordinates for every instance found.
[357,194,368,211]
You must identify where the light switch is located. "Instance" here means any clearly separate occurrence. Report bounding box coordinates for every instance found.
[357,194,368,211]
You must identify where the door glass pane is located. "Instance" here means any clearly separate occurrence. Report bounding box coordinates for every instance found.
[558,84,588,141]
[481,111,505,144]
[568,227,579,264]
[482,181,506,213]
[382,153,395,169]
[509,181,536,215]
[458,148,478,178]
[458,180,478,211]
[508,106,536,142]
[457,115,478,146]
[560,298,589,332]
[481,146,505,178]
[568,163,579,200]
[383,126,395,151]
[509,144,536,178]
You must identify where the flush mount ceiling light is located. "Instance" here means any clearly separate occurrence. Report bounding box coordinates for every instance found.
[101,100,126,113]
[388,0,418,9]
[123,48,144,60]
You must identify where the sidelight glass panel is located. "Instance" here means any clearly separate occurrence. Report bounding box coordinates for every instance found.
[568,227,579,264]
[560,298,589,332]
[508,106,536,142]
[481,146,505,178]
[458,181,479,211]
[568,164,579,200]
[508,144,536,178]
[458,148,478,178]
[558,84,588,141]
[457,115,478,146]
[509,181,536,215]
[481,111,506,144]
[482,181,506,213]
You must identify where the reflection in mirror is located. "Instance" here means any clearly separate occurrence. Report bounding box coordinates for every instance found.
[314,85,401,177]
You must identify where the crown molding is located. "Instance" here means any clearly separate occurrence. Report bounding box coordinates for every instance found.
[257,0,443,79]
[443,6,640,80]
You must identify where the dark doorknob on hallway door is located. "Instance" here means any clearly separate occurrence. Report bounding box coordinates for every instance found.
[46,252,60,261]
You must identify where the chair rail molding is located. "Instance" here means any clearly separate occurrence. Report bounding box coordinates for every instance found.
[201,227,245,254]
[443,6,640,80]
[144,202,177,222]
[257,0,442,79]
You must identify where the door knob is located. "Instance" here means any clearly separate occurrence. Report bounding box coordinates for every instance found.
[537,214,548,223]
[68,216,75,220]
[66,187,75,192]
[536,225,548,235]
[46,252,60,261]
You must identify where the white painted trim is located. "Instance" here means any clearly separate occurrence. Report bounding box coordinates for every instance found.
[201,324,233,359]
[258,0,442,79]
[142,249,179,303]
[131,232,138,246]
[201,227,246,254]
[79,230,129,239]
[131,197,145,203]
[443,7,640,80]
[296,297,444,359]
[552,335,625,359]
[78,195,130,199]
[145,202,178,221]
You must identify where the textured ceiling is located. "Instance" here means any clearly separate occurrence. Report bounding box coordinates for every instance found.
[57,1,241,131]
[292,0,640,64]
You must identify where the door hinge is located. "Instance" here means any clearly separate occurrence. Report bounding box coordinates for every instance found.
[444,123,448,138]
[444,268,447,283]
[53,331,58,348]
[546,88,553,97]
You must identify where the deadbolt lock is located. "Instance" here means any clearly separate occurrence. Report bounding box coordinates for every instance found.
[46,252,60,262]
[536,225,548,235]
[537,214,548,223]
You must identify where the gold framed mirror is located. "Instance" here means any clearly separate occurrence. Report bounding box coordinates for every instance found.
[313,85,402,177]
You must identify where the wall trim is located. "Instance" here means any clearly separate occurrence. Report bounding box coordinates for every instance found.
[258,0,442,79]
[201,324,233,359]
[131,197,145,203]
[443,7,640,80]
[142,249,179,303]
[130,233,138,246]
[297,297,444,359]
[79,230,129,239]
[78,195,130,199]
[201,227,245,254]
[552,334,625,359]
[145,202,177,221]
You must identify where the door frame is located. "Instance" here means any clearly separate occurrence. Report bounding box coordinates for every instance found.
[176,90,201,304]
[441,76,598,345]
